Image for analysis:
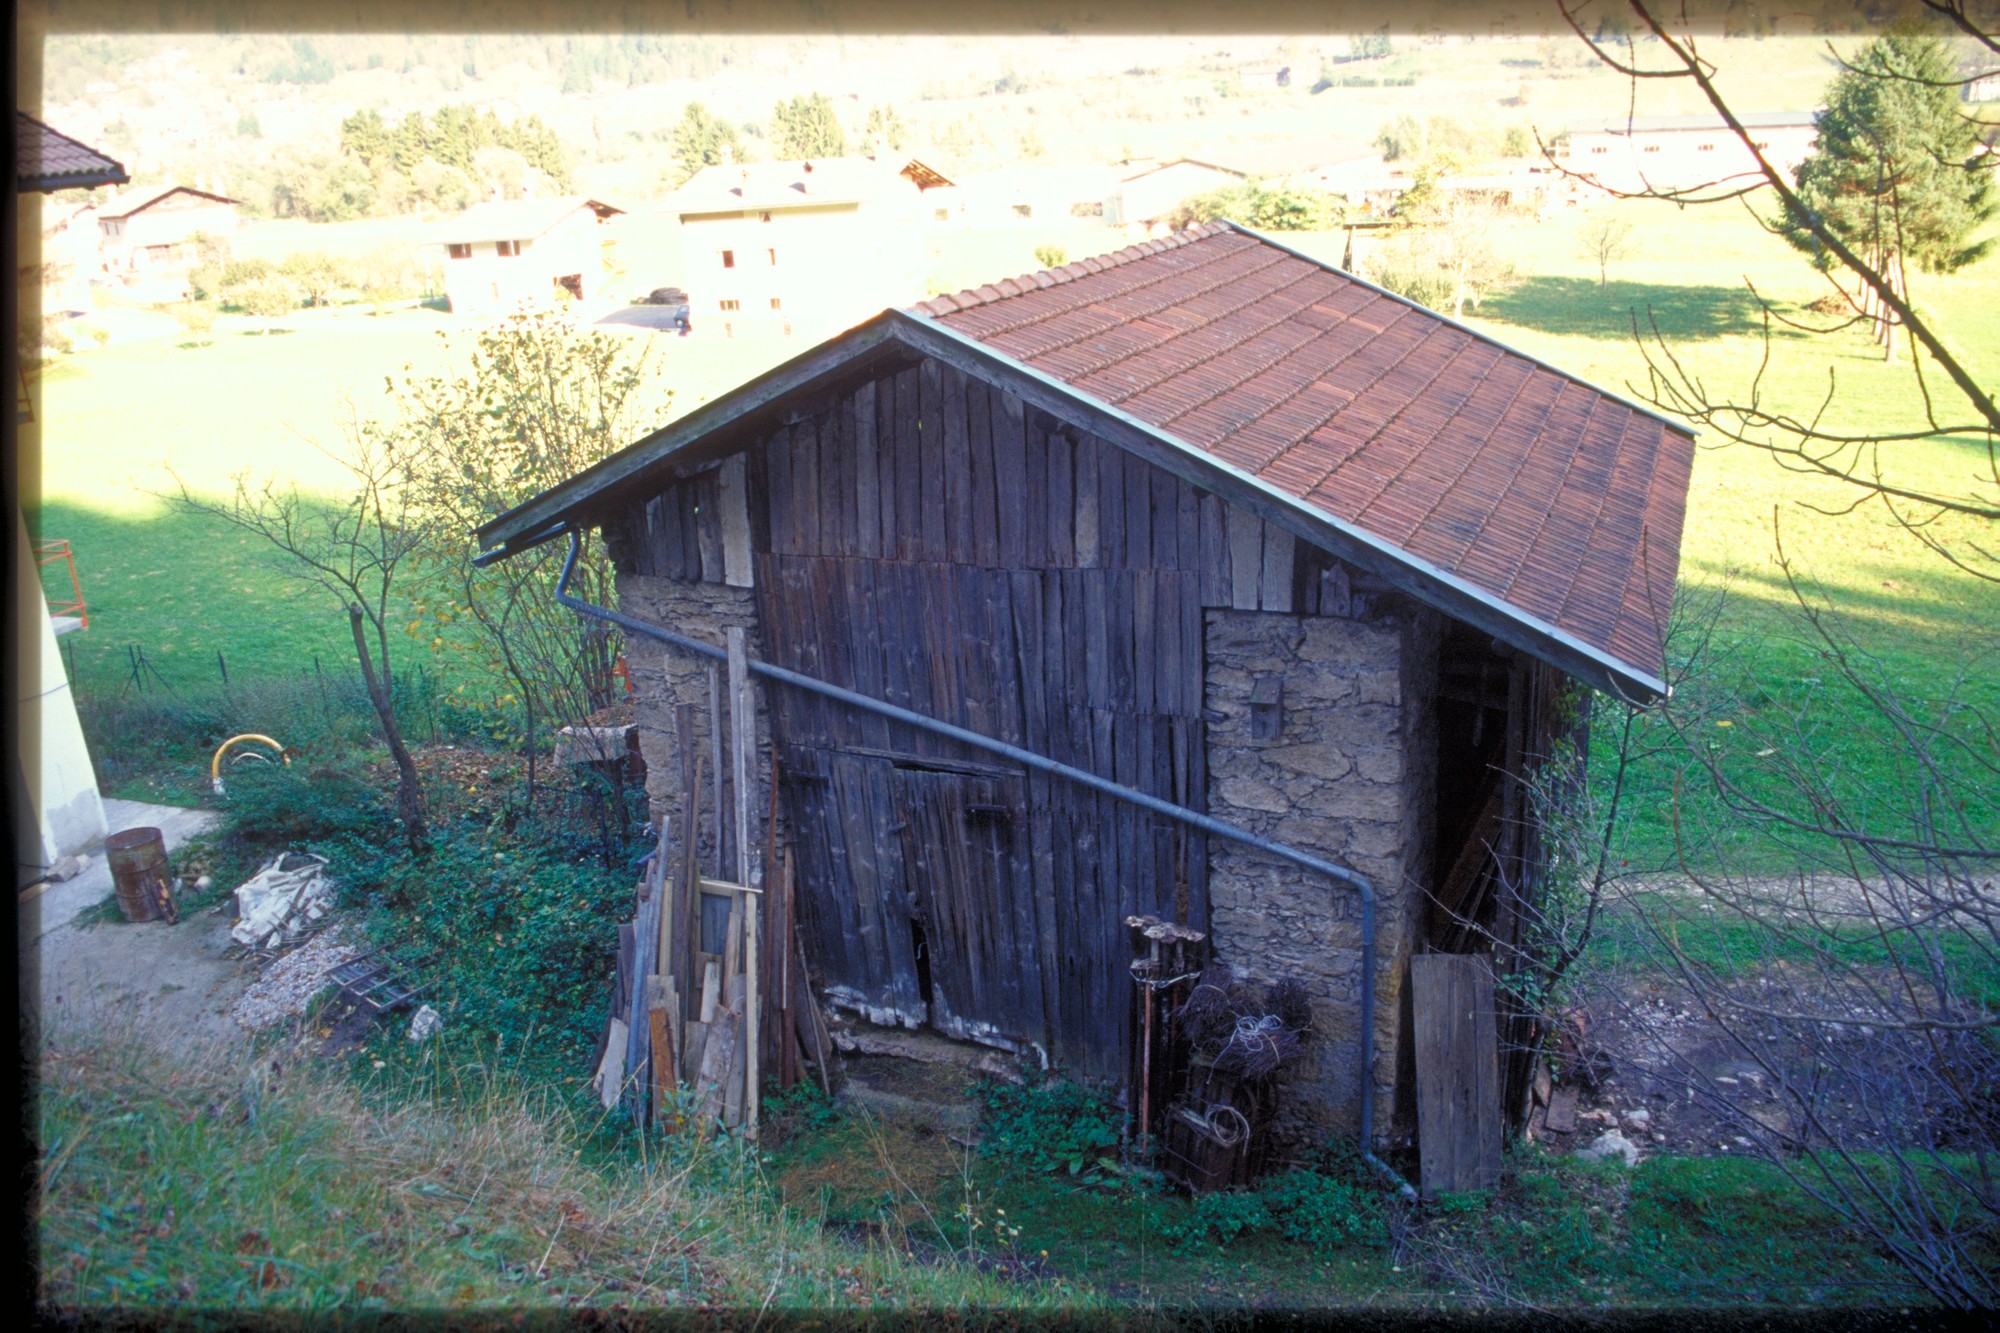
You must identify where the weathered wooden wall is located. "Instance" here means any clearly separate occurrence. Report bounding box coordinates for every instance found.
[606,351,1427,1090]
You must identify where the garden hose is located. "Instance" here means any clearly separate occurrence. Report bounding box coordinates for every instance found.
[210,734,293,795]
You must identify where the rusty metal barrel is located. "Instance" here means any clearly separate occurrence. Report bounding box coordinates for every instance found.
[105,827,174,923]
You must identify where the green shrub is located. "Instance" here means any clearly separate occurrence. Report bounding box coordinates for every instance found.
[221,761,398,852]
[1033,243,1067,269]
[1257,1168,1379,1247]
[975,1078,1121,1180]
[358,828,633,1076]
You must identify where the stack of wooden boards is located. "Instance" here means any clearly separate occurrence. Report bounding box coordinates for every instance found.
[590,627,837,1136]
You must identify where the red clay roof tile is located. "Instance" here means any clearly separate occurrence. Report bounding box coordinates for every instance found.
[923,224,1694,683]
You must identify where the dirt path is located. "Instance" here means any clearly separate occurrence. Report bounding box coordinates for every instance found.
[23,799,253,1048]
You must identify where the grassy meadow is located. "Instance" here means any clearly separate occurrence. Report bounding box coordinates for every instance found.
[28,191,2000,860]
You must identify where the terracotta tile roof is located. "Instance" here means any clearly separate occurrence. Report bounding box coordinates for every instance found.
[15,111,128,193]
[912,222,1694,684]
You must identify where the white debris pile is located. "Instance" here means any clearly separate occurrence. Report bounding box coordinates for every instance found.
[231,853,333,948]
[407,1004,444,1042]
[228,926,359,1032]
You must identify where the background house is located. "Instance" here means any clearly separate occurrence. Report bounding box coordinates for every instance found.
[477,223,1695,1150]
[1553,111,1819,196]
[670,153,951,340]
[1106,138,1385,227]
[433,194,625,317]
[95,183,239,290]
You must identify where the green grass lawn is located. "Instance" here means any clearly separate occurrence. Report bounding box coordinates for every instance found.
[29,200,2000,869]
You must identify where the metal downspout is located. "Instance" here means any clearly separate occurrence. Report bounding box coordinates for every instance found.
[553,533,1416,1198]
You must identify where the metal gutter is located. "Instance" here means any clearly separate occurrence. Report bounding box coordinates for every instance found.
[550,532,1416,1199]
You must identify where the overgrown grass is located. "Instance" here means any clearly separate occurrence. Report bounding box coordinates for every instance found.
[757,1075,1935,1310]
[33,1026,1084,1317]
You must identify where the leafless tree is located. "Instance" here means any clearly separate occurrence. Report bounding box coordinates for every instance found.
[1579,212,1635,289]
[1544,0,1999,583]
[1503,3,2000,1307]
[170,421,429,851]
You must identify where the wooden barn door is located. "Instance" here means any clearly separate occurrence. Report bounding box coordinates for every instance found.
[779,747,924,1027]
[891,765,1046,1053]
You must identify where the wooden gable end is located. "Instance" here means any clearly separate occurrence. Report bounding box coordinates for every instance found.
[604,352,1404,1079]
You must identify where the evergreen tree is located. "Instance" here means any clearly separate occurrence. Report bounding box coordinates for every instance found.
[670,102,742,182]
[770,93,846,160]
[1779,29,1995,358]
[863,104,906,152]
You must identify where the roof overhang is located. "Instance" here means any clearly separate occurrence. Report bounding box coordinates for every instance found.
[477,310,1671,703]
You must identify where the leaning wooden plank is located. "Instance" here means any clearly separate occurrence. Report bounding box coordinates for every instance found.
[597,1017,629,1110]
[1411,953,1503,1196]
[699,1009,740,1126]
[700,958,723,1025]
[743,892,761,1138]
[723,1003,748,1128]
[728,627,756,888]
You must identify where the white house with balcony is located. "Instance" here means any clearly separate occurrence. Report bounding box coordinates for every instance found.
[1553,112,1818,197]
[434,195,625,317]
[669,152,952,340]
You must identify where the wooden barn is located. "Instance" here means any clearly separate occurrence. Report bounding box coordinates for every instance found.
[477,222,1695,1153]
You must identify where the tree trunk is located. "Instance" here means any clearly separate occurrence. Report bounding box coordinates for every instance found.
[351,604,428,852]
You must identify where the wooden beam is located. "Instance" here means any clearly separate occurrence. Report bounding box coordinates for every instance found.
[1411,954,1503,1196]
[719,453,753,587]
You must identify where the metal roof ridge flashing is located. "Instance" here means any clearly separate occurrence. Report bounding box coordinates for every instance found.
[894,308,1669,700]
[1214,221,1698,441]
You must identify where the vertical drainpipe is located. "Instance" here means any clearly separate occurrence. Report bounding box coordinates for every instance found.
[548,532,1417,1198]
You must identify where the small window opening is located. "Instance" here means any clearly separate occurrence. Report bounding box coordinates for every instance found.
[720,249,736,268]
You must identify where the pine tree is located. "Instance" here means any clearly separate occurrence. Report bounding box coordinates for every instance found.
[863,104,906,153]
[770,93,846,160]
[1779,29,1996,360]
[670,102,743,183]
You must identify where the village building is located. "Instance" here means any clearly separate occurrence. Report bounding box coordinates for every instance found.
[1107,138,1387,228]
[477,222,1694,1157]
[669,153,952,340]
[1554,111,1818,197]
[433,195,625,318]
[1966,67,2000,102]
[94,183,239,289]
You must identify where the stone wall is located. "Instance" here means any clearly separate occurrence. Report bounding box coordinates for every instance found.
[615,570,773,884]
[1203,600,1440,1146]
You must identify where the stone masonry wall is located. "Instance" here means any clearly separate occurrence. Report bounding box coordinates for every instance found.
[616,570,773,884]
[1204,602,1440,1147]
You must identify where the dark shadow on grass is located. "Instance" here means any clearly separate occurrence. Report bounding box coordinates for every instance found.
[1480,276,1768,342]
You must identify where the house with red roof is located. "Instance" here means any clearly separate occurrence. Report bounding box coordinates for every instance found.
[476,222,1694,1175]
[95,183,240,287]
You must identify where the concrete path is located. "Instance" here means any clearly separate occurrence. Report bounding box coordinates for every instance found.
[20,798,250,1049]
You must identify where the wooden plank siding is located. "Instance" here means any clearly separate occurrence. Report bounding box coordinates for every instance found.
[604,354,1384,1081]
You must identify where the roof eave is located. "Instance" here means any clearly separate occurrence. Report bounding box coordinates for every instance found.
[478,305,1671,703]
[475,312,907,552]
